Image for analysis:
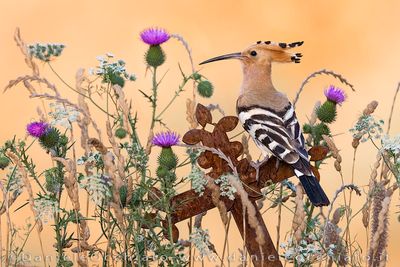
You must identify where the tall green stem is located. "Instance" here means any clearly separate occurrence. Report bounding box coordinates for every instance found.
[150,67,158,129]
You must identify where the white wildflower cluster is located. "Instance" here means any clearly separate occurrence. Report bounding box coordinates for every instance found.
[280,234,325,265]
[79,174,112,206]
[189,165,207,196]
[381,134,400,156]
[381,134,400,182]
[27,43,65,61]
[215,173,237,200]
[349,115,384,142]
[34,197,59,224]
[5,167,24,197]
[189,227,213,257]
[90,53,136,84]
[48,102,79,129]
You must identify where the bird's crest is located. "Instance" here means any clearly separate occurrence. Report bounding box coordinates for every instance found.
[252,40,304,63]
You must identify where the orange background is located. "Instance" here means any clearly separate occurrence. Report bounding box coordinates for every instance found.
[1,0,399,266]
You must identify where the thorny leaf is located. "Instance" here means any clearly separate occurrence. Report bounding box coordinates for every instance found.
[195,104,212,127]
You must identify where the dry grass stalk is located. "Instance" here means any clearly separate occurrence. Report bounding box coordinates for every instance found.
[88,138,108,154]
[76,70,102,142]
[5,152,46,266]
[76,70,94,219]
[362,153,382,228]
[13,28,39,76]
[112,85,132,135]
[51,156,92,266]
[227,174,266,246]
[186,98,198,129]
[241,134,252,161]
[30,92,84,112]
[205,103,226,116]
[6,152,43,231]
[205,175,228,225]
[291,183,306,242]
[322,135,342,172]
[324,208,347,266]
[71,213,94,267]
[52,157,80,211]
[367,182,386,266]
[36,106,47,122]
[0,191,19,215]
[352,101,379,149]
[363,100,379,116]
[170,33,197,103]
[293,69,355,108]
[89,138,125,231]
[0,180,12,267]
[386,83,399,133]
[145,129,154,155]
[368,187,392,267]
[309,101,321,126]
[306,101,321,144]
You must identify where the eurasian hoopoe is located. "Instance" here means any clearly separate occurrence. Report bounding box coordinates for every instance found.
[200,40,330,207]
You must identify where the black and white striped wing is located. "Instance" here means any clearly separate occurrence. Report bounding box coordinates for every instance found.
[238,104,311,175]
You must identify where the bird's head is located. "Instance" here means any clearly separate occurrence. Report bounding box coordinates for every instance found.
[199,40,304,68]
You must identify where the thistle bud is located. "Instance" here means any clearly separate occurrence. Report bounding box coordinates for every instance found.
[145,45,166,68]
[316,101,337,123]
[0,156,10,170]
[158,147,178,170]
[39,127,61,150]
[197,80,214,98]
[115,128,127,139]
[192,73,202,80]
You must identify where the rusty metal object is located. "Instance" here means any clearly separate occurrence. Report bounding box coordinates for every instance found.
[151,104,328,267]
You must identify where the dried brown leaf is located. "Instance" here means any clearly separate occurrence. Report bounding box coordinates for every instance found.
[182,129,203,145]
[309,146,329,161]
[195,104,212,127]
[216,116,239,132]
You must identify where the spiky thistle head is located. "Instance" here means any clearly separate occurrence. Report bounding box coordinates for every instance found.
[324,85,346,105]
[152,131,180,148]
[153,131,180,170]
[140,27,170,67]
[140,27,170,46]
[27,121,49,138]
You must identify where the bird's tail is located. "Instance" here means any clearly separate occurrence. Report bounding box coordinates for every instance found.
[296,171,330,207]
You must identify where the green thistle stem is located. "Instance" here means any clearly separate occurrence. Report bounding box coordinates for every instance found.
[155,69,193,120]
[150,67,158,130]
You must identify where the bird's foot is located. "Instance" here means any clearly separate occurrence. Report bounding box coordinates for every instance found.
[250,156,270,182]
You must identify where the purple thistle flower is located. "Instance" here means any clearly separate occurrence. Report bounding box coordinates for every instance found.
[152,131,180,148]
[27,121,49,138]
[324,85,346,105]
[140,27,170,46]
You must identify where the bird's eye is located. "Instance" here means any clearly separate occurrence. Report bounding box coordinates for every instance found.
[250,50,257,56]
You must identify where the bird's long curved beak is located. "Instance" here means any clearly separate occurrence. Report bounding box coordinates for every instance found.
[199,52,242,65]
